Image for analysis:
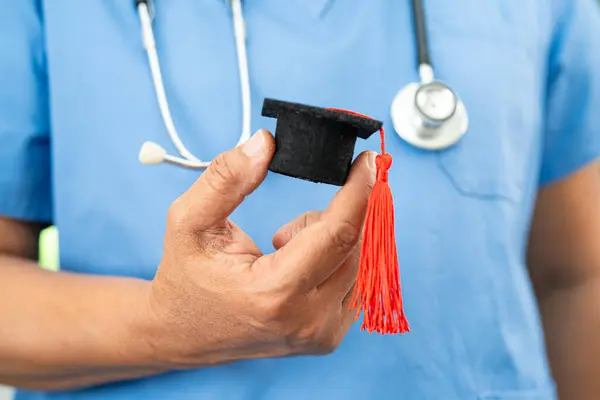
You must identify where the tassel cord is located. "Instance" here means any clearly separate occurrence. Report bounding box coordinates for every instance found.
[327,107,410,335]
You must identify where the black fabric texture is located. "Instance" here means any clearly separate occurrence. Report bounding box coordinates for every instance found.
[261,98,383,186]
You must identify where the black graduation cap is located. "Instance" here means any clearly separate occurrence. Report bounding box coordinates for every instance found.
[261,98,383,186]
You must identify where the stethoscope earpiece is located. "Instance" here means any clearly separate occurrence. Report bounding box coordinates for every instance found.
[135,0,470,172]
[138,141,211,169]
[138,141,167,165]
[135,0,250,170]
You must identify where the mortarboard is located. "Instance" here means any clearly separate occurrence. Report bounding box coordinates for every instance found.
[261,98,410,335]
[261,98,383,186]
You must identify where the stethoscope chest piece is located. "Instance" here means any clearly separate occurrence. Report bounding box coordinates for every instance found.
[390,81,468,150]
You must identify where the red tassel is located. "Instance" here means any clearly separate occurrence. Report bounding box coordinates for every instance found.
[329,108,410,335]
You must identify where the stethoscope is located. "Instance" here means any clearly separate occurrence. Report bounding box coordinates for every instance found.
[390,0,468,150]
[136,0,468,169]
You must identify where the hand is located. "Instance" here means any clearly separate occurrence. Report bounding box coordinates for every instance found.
[145,129,375,368]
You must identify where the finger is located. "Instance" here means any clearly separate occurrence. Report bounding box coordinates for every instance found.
[340,288,359,337]
[171,130,275,233]
[337,278,360,337]
[320,151,376,231]
[315,280,360,353]
[319,237,361,300]
[342,282,356,311]
[264,151,376,293]
[272,211,323,250]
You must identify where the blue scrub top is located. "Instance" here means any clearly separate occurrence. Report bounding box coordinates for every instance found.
[2,1,600,399]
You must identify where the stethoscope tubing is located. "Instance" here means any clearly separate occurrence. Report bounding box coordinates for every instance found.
[136,0,466,168]
[136,0,251,169]
[411,0,431,69]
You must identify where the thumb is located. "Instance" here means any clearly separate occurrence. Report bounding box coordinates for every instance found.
[176,129,275,232]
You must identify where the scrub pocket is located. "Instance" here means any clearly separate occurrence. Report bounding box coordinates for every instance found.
[426,1,545,203]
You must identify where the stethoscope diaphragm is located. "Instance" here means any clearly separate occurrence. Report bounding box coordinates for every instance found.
[390,0,469,151]
[391,81,468,150]
[136,0,471,172]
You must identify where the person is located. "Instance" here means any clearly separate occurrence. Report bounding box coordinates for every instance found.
[1,0,600,399]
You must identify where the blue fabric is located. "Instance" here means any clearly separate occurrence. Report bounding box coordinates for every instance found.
[2,0,600,399]
[0,0,52,222]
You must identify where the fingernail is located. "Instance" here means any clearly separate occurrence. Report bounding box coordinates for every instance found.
[242,130,266,159]
[368,151,377,173]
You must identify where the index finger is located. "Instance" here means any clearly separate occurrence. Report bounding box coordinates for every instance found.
[262,151,376,293]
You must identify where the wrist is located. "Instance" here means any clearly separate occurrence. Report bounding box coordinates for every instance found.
[130,279,200,370]
[134,277,237,370]
[120,279,173,370]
